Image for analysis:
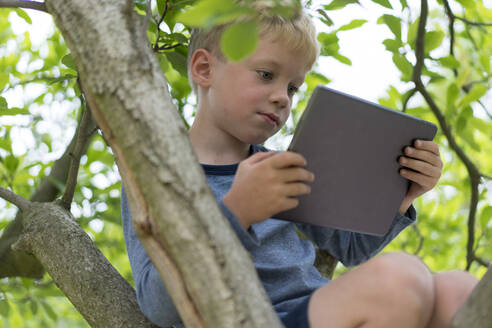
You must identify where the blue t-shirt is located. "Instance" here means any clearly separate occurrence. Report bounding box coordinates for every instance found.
[121,144,416,327]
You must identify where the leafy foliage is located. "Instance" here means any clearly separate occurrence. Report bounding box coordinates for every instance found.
[0,0,491,325]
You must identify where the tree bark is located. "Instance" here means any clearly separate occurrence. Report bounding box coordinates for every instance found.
[44,0,281,327]
[12,200,157,327]
[451,266,492,328]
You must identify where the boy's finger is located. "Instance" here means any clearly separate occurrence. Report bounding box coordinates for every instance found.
[400,169,436,189]
[399,157,441,178]
[403,147,443,168]
[280,167,315,183]
[247,151,277,164]
[414,140,440,156]
[283,182,311,197]
[268,151,307,169]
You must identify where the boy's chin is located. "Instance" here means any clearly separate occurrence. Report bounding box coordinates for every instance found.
[244,134,276,145]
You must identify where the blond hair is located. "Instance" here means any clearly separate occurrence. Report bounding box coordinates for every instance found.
[187,2,319,93]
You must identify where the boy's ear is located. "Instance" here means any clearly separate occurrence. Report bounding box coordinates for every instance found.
[190,48,213,88]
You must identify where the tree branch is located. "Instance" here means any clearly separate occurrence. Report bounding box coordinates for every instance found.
[0,187,30,211]
[455,15,492,27]
[60,98,97,210]
[0,0,47,12]
[402,88,417,113]
[153,0,169,52]
[413,0,484,271]
[472,255,491,268]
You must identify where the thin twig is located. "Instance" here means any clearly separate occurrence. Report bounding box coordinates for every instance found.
[0,0,47,12]
[60,90,97,210]
[442,0,457,77]
[0,186,30,211]
[402,88,417,113]
[472,255,491,268]
[414,0,484,272]
[158,43,181,51]
[153,0,169,52]
[455,16,492,27]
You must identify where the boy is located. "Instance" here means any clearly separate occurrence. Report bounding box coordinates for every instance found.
[122,3,478,328]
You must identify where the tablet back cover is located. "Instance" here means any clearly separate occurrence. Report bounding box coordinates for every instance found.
[274,86,437,236]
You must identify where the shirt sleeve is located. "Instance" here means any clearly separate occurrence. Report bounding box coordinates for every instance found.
[296,206,417,267]
[121,188,184,328]
[217,199,261,249]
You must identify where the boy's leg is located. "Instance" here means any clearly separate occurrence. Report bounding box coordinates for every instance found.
[425,270,478,328]
[308,252,435,328]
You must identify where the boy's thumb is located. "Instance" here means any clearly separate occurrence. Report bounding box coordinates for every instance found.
[248,151,276,164]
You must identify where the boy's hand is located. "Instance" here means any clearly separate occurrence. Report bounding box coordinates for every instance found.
[398,140,443,214]
[223,151,315,230]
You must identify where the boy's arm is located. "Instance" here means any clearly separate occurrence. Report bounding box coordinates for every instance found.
[296,206,416,267]
[121,188,183,328]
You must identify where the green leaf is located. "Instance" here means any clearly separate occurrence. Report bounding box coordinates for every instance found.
[0,299,10,317]
[371,0,393,9]
[0,96,7,109]
[446,83,460,108]
[323,0,359,11]
[157,0,166,16]
[0,138,12,153]
[5,155,19,173]
[479,53,490,73]
[458,84,488,108]
[40,300,57,321]
[220,20,258,62]
[30,299,38,315]
[438,56,460,70]
[399,0,408,9]
[338,19,367,31]
[317,9,334,26]
[456,0,475,9]
[0,72,9,90]
[480,206,492,228]
[392,53,413,81]
[165,51,188,76]
[456,106,473,132]
[407,17,420,49]
[61,54,76,70]
[176,0,248,28]
[318,32,340,57]
[333,53,352,65]
[382,38,403,53]
[377,14,401,40]
[0,107,30,116]
[15,9,32,24]
[170,33,188,45]
[425,30,444,52]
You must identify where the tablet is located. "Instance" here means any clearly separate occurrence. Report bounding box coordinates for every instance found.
[274,85,437,236]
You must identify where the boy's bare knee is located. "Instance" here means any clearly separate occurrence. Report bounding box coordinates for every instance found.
[365,253,435,323]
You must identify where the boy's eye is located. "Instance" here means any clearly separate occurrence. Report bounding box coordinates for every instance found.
[258,70,273,80]
[288,85,299,96]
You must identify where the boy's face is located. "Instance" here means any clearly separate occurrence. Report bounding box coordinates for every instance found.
[206,35,309,145]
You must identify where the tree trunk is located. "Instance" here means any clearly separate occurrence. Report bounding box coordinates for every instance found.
[44,0,282,327]
[451,266,492,328]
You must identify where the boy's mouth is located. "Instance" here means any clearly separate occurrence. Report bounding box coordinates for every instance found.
[259,112,280,126]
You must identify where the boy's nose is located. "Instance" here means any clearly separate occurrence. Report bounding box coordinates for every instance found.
[269,87,290,109]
